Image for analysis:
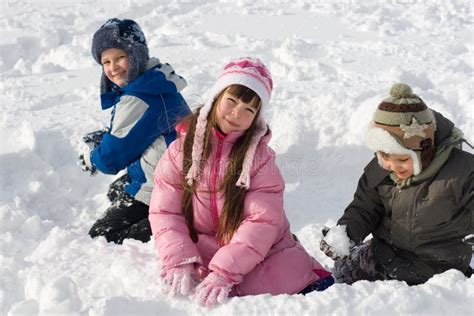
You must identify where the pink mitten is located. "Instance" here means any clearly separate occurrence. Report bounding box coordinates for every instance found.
[161,263,197,297]
[193,272,233,307]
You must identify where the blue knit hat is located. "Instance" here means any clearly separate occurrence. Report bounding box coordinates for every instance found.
[91,18,149,93]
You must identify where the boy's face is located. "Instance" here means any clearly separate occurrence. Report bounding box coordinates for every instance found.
[379,152,414,180]
[215,91,258,134]
[101,48,129,87]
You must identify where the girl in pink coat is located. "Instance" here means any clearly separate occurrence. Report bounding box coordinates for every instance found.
[149,57,332,307]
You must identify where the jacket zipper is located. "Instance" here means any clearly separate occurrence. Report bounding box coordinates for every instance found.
[210,138,224,230]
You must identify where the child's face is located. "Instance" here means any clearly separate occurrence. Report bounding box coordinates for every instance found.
[215,91,258,134]
[100,48,129,87]
[379,152,414,179]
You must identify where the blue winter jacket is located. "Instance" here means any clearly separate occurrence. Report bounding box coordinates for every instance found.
[90,58,190,205]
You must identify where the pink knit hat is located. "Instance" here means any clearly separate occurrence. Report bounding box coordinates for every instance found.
[185,57,273,189]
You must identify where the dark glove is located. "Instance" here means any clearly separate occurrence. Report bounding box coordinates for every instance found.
[82,128,108,148]
[319,225,354,260]
[322,226,330,237]
[79,153,97,176]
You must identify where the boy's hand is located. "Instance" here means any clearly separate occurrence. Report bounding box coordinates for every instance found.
[320,239,346,260]
[320,225,354,260]
[78,152,97,176]
[79,129,105,176]
[82,128,108,147]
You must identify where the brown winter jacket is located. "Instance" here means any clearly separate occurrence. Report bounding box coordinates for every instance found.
[338,112,474,285]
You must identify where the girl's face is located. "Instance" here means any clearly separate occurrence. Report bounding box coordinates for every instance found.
[379,152,414,179]
[101,48,129,87]
[215,91,259,134]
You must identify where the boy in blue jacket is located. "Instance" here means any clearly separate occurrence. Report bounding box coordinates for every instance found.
[79,18,190,244]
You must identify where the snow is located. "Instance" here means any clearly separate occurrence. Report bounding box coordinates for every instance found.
[1,0,473,315]
[324,225,352,258]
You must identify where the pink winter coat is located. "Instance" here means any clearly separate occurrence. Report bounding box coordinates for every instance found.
[149,124,329,295]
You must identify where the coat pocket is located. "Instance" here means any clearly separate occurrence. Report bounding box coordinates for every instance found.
[416,194,454,228]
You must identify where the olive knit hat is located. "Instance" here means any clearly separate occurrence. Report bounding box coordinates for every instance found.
[365,83,437,175]
[91,18,149,93]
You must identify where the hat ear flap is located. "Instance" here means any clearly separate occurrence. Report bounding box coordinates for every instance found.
[126,55,138,86]
[375,151,422,176]
[99,44,149,93]
[100,72,115,94]
[124,44,149,84]
[366,127,421,175]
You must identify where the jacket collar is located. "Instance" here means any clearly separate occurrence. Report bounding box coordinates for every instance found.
[175,121,272,146]
[100,57,186,110]
[212,128,245,144]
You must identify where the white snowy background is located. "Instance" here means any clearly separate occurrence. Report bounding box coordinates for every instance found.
[1,0,473,315]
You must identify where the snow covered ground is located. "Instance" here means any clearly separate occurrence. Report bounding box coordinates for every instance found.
[1,0,473,315]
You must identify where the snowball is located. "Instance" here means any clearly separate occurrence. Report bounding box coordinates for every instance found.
[325,225,351,257]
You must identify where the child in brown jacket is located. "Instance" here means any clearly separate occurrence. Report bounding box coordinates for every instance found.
[320,83,473,285]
